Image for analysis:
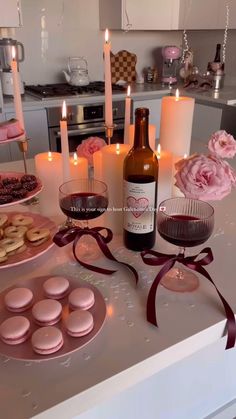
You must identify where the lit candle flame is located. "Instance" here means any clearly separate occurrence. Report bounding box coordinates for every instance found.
[127,85,131,97]
[107,304,114,317]
[62,100,67,119]
[12,46,16,61]
[73,152,78,165]
[105,28,109,43]
[175,89,180,101]
[48,151,52,161]
[116,143,120,154]
[184,153,187,159]
[157,143,161,159]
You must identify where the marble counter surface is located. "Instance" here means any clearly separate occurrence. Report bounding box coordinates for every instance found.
[0,152,236,418]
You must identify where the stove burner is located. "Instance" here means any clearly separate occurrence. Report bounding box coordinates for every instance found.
[25,82,126,99]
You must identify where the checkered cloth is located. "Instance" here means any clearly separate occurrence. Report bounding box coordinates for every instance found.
[110,50,137,84]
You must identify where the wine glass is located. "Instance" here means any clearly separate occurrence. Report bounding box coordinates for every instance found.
[157,197,214,292]
[59,179,108,261]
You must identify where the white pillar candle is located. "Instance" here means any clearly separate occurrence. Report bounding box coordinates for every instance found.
[156,144,173,208]
[159,89,195,156]
[69,152,88,179]
[128,124,156,151]
[60,100,70,182]
[171,153,187,198]
[104,29,113,127]
[93,143,130,234]
[11,46,25,131]
[93,149,103,180]
[124,85,131,144]
[35,152,63,216]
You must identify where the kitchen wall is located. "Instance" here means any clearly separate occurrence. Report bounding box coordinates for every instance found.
[13,0,183,85]
[188,29,236,86]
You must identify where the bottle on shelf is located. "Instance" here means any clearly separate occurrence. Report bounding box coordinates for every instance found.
[123,107,158,251]
[213,43,221,63]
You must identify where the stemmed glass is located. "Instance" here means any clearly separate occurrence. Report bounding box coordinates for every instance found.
[157,198,214,292]
[59,179,108,260]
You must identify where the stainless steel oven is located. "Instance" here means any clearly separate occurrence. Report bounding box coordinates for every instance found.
[47,100,130,152]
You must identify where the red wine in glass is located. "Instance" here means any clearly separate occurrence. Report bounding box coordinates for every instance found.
[158,214,213,248]
[59,179,108,261]
[157,198,214,292]
[60,192,108,221]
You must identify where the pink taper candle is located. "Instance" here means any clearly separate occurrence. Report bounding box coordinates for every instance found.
[104,29,113,127]
[60,100,70,182]
[11,46,25,131]
[124,85,131,144]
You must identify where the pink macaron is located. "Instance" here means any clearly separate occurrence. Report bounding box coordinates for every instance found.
[65,310,94,337]
[31,326,63,355]
[68,288,95,311]
[32,299,62,326]
[4,287,34,313]
[43,276,70,300]
[0,316,30,345]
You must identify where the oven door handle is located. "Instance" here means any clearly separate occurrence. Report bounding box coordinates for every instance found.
[56,123,124,137]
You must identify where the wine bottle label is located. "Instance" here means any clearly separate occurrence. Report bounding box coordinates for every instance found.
[123,180,156,234]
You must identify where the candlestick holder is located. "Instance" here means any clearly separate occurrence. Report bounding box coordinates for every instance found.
[17,138,29,174]
[105,124,116,145]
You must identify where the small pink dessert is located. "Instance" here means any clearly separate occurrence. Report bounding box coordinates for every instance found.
[6,119,24,138]
[0,316,30,345]
[0,126,8,142]
[43,276,70,300]
[4,288,34,313]
[68,288,95,311]
[65,310,94,337]
[32,299,62,326]
[31,326,63,355]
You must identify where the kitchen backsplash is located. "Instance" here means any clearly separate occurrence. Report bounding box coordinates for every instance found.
[12,0,182,85]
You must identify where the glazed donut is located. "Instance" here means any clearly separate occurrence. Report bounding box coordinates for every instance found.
[26,227,50,244]
[0,229,3,239]
[0,246,6,258]
[0,237,24,253]
[0,213,8,228]
[4,225,28,239]
[7,243,27,256]
[11,214,34,227]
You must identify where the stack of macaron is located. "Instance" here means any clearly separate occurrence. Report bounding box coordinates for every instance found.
[0,118,24,142]
[0,213,51,263]
[0,276,96,356]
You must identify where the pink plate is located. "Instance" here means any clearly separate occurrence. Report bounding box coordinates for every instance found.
[0,276,107,361]
[0,132,26,145]
[0,172,43,208]
[0,212,57,269]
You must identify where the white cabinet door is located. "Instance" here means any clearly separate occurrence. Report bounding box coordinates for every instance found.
[191,104,222,141]
[178,0,219,29]
[133,98,161,147]
[218,0,236,29]
[5,109,49,161]
[0,0,22,27]
[123,0,174,30]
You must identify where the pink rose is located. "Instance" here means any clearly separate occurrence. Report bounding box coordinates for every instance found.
[175,154,235,201]
[76,137,106,166]
[208,130,236,159]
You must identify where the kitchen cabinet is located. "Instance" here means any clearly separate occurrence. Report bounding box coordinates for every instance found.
[99,0,179,30]
[133,98,161,143]
[4,108,49,161]
[100,0,236,30]
[0,0,23,27]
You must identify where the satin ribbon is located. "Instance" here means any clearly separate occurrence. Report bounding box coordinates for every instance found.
[53,226,138,283]
[141,247,236,350]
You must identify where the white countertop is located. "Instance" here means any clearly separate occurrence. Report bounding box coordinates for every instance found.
[0,149,236,418]
[2,83,236,113]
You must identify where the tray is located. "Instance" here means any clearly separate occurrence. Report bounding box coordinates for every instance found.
[0,276,107,361]
[0,212,57,269]
[0,172,42,207]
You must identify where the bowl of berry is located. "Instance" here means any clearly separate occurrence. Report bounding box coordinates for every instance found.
[0,173,42,207]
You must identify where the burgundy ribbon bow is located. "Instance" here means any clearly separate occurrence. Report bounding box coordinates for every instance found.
[53,226,138,283]
[141,247,236,350]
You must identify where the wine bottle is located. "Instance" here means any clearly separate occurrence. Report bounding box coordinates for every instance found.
[123,108,158,251]
[213,43,221,63]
